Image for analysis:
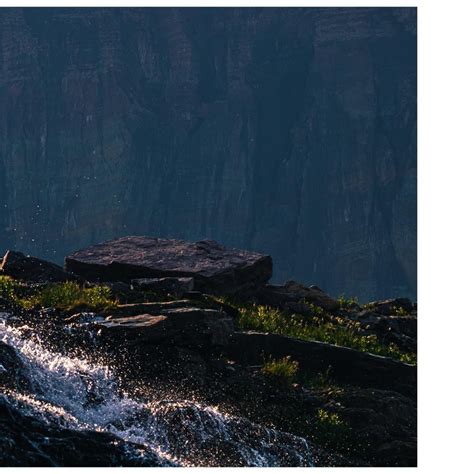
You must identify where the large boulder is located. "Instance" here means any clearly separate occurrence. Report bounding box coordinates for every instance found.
[1,250,78,283]
[65,236,272,296]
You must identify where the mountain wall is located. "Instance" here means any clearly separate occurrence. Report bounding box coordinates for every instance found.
[0,7,416,301]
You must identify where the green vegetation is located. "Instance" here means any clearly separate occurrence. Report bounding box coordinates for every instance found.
[313,408,352,450]
[237,304,416,364]
[1,278,116,312]
[394,306,410,316]
[337,294,359,308]
[261,356,299,383]
[299,368,342,393]
[362,302,377,311]
[23,281,116,311]
[0,275,20,300]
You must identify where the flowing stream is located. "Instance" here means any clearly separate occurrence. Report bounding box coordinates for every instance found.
[0,313,315,466]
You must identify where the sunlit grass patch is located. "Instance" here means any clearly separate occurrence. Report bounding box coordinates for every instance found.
[261,356,299,383]
[21,281,117,312]
[337,294,359,309]
[237,304,416,364]
[0,275,20,300]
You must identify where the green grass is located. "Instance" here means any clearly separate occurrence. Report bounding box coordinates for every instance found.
[238,304,416,364]
[313,408,352,450]
[20,281,117,312]
[0,275,20,300]
[394,306,410,316]
[337,294,359,308]
[261,356,299,383]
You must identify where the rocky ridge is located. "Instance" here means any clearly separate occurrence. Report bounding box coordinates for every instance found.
[0,236,416,466]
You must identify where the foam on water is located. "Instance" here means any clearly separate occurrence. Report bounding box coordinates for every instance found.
[0,313,315,466]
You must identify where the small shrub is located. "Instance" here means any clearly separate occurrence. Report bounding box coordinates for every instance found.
[261,356,299,383]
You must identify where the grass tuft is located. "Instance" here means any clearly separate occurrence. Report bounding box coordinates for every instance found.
[313,408,352,449]
[261,356,299,383]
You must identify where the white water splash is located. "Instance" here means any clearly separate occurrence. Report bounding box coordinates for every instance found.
[0,314,314,466]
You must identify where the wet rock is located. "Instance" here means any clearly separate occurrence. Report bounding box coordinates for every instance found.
[131,277,194,297]
[0,396,170,466]
[225,332,416,397]
[0,341,31,392]
[1,250,78,284]
[153,401,315,467]
[95,307,234,349]
[256,281,339,312]
[320,386,416,466]
[65,236,272,296]
[375,440,417,467]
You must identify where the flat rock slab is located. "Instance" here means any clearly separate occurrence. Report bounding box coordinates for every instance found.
[94,307,234,348]
[65,236,272,295]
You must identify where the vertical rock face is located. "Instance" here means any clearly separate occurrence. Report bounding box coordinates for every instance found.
[0,7,416,301]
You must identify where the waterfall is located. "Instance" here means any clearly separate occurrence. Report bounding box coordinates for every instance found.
[0,313,315,467]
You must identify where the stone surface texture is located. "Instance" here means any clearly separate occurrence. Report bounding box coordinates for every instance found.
[0,7,416,301]
[65,236,272,294]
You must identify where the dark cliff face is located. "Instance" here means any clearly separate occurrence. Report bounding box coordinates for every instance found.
[0,7,416,301]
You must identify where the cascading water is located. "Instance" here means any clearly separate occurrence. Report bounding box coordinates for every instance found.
[0,312,315,467]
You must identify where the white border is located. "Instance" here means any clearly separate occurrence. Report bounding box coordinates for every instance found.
[1,0,474,472]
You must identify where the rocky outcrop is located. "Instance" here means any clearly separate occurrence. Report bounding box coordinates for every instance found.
[0,8,416,301]
[0,241,417,467]
[92,305,234,349]
[65,236,272,295]
[255,280,339,312]
[0,250,78,283]
[225,331,416,397]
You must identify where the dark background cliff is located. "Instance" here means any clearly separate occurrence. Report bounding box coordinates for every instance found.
[0,7,416,301]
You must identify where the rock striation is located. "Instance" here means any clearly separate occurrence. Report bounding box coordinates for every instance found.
[0,7,417,301]
[65,236,272,295]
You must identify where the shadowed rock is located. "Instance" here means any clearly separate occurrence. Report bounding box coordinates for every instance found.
[0,397,170,467]
[365,298,414,315]
[65,236,272,296]
[131,277,194,297]
[225,331,416,397]
[94,307,234,349]
[255,280,339,312]
[1,250,78,283]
